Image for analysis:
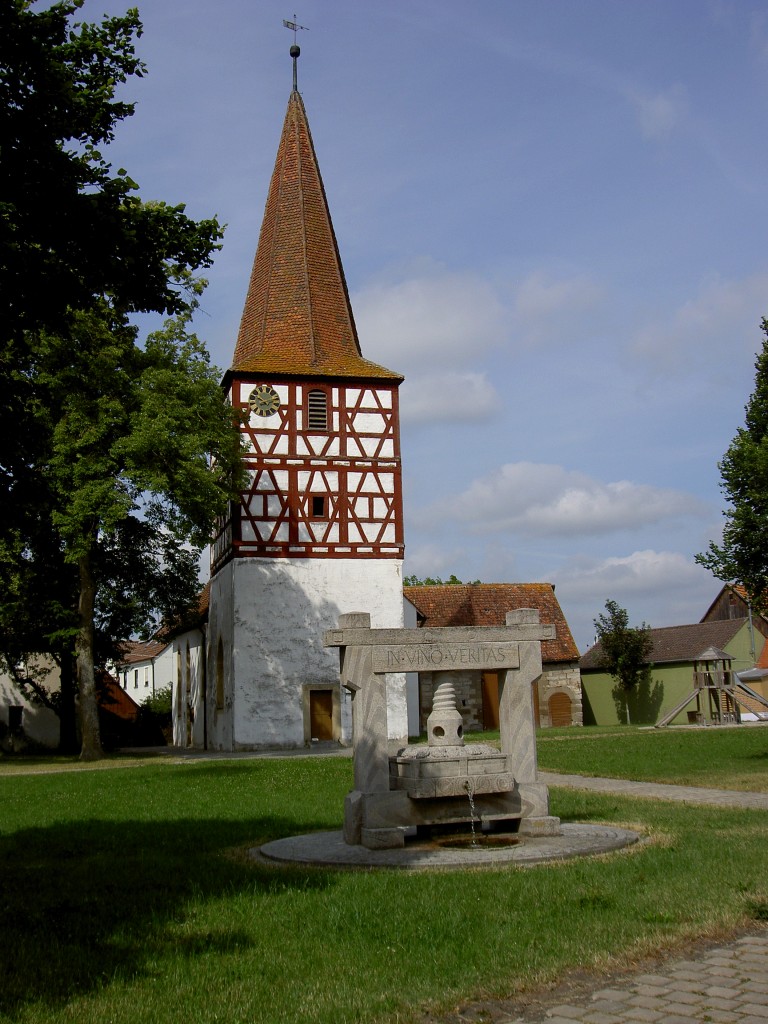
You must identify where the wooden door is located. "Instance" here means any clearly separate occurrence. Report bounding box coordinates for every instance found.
[548,691,572,728]
[309,690,334,740]
[481,672,500,730]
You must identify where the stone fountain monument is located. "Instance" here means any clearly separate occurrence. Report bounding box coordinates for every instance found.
[323,608,561,850]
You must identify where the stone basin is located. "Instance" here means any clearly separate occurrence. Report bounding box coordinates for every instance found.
[431,833,521,850]
[389,742,516,799]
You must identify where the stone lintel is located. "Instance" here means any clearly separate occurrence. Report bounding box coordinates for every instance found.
[372,641,520,675]
[323,623,555,649]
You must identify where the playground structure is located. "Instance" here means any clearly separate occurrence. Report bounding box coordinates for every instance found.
[656,645,768,727]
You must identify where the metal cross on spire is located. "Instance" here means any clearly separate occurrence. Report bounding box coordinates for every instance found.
[283,15,308,91]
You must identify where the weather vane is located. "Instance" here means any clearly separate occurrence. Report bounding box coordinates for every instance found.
[283,16,308,91]
[283,16,309,43]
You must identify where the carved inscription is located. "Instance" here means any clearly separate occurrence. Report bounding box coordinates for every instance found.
[372,642,519,675]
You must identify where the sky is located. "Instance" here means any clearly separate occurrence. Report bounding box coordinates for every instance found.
[73,0,768,650]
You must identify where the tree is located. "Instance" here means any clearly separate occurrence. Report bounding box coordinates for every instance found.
[1,0,223,572]
[697,320,768,610]
[1,0,221,336]
[403,575,480,586]
[0,1,241,759]
[35,304,243,759]
[137,686,172,745]
[593,599,653,694]
[0,517,81,752]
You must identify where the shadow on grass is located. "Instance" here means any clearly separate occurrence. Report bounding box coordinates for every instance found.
[0,813,338,1017]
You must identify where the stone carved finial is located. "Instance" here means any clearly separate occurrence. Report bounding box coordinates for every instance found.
[427,676,464,747]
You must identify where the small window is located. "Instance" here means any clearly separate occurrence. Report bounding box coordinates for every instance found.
[8,706,23,733]
[134,669,139,689]
[311,496,326,518]
[307,389,328,430]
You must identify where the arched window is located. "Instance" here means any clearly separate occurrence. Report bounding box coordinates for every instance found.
[216,638,225,710]
[307,389,328,430]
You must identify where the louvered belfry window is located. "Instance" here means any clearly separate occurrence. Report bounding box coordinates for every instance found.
[307,389,328,430]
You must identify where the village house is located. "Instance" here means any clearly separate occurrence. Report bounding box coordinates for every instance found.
[404,583,582,730]
[580,590,768,726]
[0,655,141,751]
[0,657,60,750]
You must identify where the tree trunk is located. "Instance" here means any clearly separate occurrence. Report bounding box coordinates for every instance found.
[77,548,102,761]
[58,654,79,754]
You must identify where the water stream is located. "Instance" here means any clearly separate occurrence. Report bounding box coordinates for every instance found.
[464,779,479,847]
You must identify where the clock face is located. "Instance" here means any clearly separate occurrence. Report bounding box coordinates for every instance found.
[248,384,281,418]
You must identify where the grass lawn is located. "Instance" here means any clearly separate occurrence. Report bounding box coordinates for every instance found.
[537,723,768,791]
[0,731,766,1024]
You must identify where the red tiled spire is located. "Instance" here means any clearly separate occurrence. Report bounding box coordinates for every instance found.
[231,91,401,381]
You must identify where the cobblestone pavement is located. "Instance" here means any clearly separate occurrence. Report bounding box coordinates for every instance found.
[494,931,768,1024]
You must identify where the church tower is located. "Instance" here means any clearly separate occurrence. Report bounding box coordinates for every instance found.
[206,48,407,750]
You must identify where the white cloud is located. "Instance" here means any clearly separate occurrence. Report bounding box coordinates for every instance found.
[354,265,506,371]
[631,85,688,140]
[355,263,606,379]
[510,271,604,348]
[549,550,717,648]
[403,541,468,580]
[633,271,768,377]
[399,371,501,424]
[552,549,707,600]
[440,462,706,538]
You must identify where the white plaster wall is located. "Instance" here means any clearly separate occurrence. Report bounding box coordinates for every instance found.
[187,634,206,748]
[402,596,420,738]
[214,557,406,750]
[168,631,205,748]
[206,564,235,751]
[121,660,156,702]
[151,645,175,695]
[0,672,60,749]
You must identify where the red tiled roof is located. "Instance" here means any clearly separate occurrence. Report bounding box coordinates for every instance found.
[403,583,579,663]
[117,639,168,666]
[231,91,401,382]
[97,672,140,721]
[581,618,748,670]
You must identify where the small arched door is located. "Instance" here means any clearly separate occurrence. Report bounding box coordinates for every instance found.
[548,691,572,728]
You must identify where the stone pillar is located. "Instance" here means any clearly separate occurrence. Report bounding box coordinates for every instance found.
[338,612,404,847]
[499,608,558,835]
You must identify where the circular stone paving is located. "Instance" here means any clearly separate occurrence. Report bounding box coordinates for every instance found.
[254,823,641,870]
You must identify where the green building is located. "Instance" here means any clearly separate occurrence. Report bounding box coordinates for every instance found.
[580,618,765,727]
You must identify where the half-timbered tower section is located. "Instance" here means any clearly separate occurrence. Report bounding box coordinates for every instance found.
[206,77,407,751]
[212,378,403,565]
